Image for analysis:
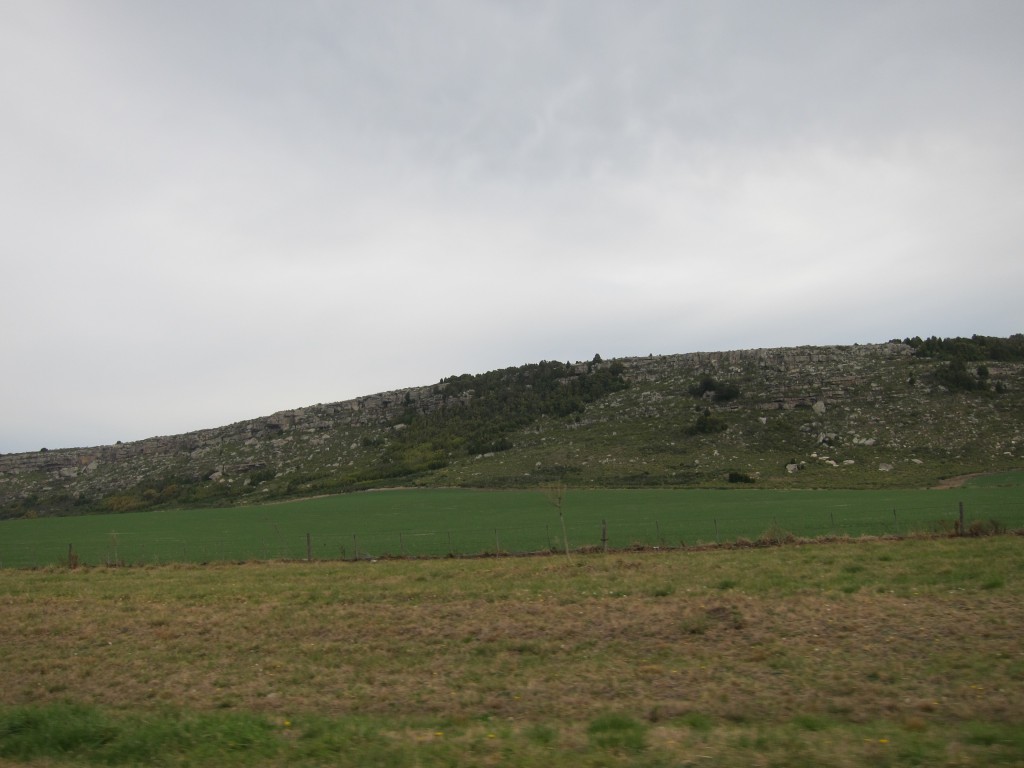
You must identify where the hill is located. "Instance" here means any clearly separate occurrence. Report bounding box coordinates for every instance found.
[2,335,1022,518]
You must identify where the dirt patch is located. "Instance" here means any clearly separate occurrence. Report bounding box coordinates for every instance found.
[934,471,994,489]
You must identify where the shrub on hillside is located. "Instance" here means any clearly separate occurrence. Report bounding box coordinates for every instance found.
[932,359,989,392]
[688,376,740,402]
[690,408,727,434]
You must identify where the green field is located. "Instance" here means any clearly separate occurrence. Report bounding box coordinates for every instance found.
[3,477,1023,568]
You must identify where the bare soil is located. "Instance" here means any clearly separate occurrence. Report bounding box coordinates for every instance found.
[934,472,990,488]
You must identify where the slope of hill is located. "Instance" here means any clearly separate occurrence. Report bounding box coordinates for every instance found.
[2,337,1022,518]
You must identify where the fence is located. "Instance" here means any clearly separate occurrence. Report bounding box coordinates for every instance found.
[2,496,1021,569]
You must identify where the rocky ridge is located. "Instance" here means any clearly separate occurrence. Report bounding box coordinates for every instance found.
[2,342,1021,517]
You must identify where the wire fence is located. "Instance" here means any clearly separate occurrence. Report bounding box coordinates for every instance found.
[2,497,1021,569]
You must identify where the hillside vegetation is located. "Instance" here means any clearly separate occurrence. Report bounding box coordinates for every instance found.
[2,335,1022,518]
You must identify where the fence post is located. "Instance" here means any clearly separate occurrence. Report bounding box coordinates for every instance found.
[959,501,965,536]
[400,532,405,557]
[448,531,453,557]
[495,528,500,554]
[714,519,719,543]
[306,533,312,562]
[352,534,358,562]
[893,509,897,534]
[602,519,608,553]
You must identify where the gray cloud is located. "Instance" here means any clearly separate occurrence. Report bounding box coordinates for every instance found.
[2,1,1022,452]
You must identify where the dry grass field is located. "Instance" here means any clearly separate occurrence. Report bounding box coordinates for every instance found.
[1,534,1023,766]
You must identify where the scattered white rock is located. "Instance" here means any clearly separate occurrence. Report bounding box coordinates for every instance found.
[878,463,893,472]
[813,401,826,415]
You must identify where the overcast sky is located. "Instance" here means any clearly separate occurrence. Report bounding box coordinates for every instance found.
[2,1,1022,453]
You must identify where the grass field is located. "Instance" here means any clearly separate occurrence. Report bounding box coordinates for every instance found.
[1,535,1022,766]
[2,480,1024,568]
